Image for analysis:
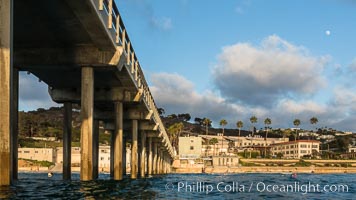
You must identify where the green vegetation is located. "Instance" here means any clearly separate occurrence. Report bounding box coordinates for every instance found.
[18,107,112,148]
[19,158,54,168]
[293,159,312,167]
[236,121,243,136]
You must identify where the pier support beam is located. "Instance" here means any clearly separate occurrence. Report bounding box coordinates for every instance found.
[153,142,157,174]
[114,102,123,180]
[11,68,18,181]
[140,131,146,178]
[148,137,153,175]
[131,120,138,179]
[63,102,72,180]
[80,67,94,181]
[109,129,114,177]
[0,0,13,186]
[123,135,126,175]
[93,120,99,179]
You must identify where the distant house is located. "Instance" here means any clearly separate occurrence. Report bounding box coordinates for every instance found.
[178,136,202,160]
[18,148,56,163]
[271,140,320,158]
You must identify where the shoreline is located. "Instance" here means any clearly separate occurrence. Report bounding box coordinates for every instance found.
[173,166,356,174]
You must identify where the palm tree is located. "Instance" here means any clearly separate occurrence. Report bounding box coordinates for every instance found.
[293,119,301,142]
[219,119,228,154]
[249,116,258,158]
[310,116,318,133]
[250,116,258,136]
[236,121,243,137]
[209,138,219,156]
[203,118,212,136]
[264,118,272,157]
[167,122,184,151]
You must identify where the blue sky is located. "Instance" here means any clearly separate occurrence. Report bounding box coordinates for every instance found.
[20,0,356,132]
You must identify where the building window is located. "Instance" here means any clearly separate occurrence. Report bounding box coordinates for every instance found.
[35,151,38,153]
[24,151,30,153]
[190,146,194,150]
[300,145,307,148]
[312,145,318,148]
[101,157,104,161]
[18,151,22,153]
[190,139,194,143]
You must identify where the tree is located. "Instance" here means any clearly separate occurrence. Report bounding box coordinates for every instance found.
[219,119,228,154]
[250,116,257,136]
[167,122,184,151]
[236,121,243,137]
[194,117,202,125]
[293,119,301,142]
[249,116,258,158]
[310,116,318,133]
[209,138,219,156]
[157,108,165,116]
[203,118,212,136]
[264,118,272,157]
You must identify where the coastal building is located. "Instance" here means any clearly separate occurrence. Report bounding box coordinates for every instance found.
[201,135,230,156]
[270,140,320,158]
[179,136,202,159]
[348,145,356,153]
[225,136,289,150]
[18,148,57,163]
[212,156,239,167]
[56,147,81,165]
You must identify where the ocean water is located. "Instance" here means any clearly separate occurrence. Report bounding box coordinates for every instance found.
[0,173,354,199]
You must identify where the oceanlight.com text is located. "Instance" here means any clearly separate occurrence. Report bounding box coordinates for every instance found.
[165,181,349,194]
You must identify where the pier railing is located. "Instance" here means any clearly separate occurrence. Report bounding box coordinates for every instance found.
[94,0,174,157]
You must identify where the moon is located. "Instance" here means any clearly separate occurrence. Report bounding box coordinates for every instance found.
[325,30,331,36]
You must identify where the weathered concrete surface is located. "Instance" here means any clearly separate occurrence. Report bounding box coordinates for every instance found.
[140,131,146,177]
[0,0,13,186]
[63,102,72,180]
[114,102,123,180]
[80,67,94,181]
[131,120,138,179]
[93,120,99,179]
[11,68,18,181]
[148,137,153,175]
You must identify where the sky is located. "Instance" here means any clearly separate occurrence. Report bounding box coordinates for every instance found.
[20,0,356,132]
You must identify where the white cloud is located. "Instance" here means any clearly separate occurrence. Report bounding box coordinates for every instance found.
[150,17,173,31]
[212,35,328,107]
[349,58,356,72]
[147,37,355,132]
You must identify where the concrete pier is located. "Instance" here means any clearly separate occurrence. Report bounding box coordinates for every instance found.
[80,67,94,181]
[11,68,18,181]
[109,129,114,177]
[93,120,99,179]
[140,131,146,177]
[148,137,153,175]
[63,103,72,180]
[131,120,138,179]
[1,0,175,185]
[122,135,126,175]
[153,142,158,174]
[114,102,123,180]
[0,0,13,186]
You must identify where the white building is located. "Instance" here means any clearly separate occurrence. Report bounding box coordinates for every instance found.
[179,136,202,159]
[271,140,320,158]
[18,148,56,163]
[56,146,111,168]
[56,147,81,165]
